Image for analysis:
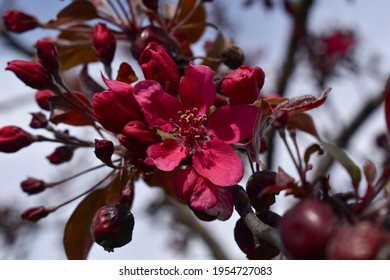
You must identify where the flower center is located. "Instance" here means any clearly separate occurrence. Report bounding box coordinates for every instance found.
[171,108,208,146]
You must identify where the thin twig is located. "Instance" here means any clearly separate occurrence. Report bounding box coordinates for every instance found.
[313,91,385,179]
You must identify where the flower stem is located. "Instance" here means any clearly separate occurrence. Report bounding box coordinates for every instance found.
[47,161,119,188]
[53,170,115,211]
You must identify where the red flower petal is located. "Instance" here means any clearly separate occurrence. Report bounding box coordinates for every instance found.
[101,73,133,95]
[146,138,188,171]
[93,89,140,133]
[192,140,244,186]
[173,166,193,201]
[179,63,216,114]
[189,179,218,211]
[204,187,234,221]
[101,74,141,112]
[174,166,218,211]
[134,80,182,132]
[207,104,258,144]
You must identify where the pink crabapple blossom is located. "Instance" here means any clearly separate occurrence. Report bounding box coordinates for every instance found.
[134,62,258,195]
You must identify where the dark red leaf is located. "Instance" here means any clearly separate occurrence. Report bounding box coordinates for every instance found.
[116,62,138,84]
[287,112,319,137]
[258,184,291,198]
[79,64,105,97]
[49,94,94,126]
[276,167,295,187]
[57,25,99,70]
[176,0,206,43]
[63,188,107,260]
[202,31,225,70]
[285,104,361,188]
[63,173,125,259]
[45,0,97,27]
[274,167,300,196]
[304,143,323,165]
[275,87,331,114]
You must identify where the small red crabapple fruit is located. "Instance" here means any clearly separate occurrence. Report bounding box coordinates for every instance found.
[90,204,135,252]
[327,222,384,260]
[278,198,336,259]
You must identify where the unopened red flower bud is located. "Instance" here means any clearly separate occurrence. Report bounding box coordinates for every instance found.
[6,60,54,90]
[222,46,245,69]
[35,90,55,110]
[140,41,180,95]
[21,206,50,222]
[21,177,46,194]
[119,120,159,157]
[142,0,158,11]
[0,126,34,153]
[93,23,116,66]
[94,139,114,165]
[131,25,172,59]
[30,112,48,129]
[46,146,74,164]
[36,39,60,73]
[221,66,265,104]
[3,10,40,33]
